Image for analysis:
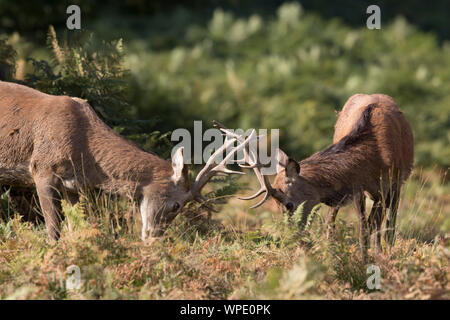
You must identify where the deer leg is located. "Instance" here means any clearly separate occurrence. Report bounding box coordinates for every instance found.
[34,175,62,241]
[368,201,383,252]
[385,185,400,247]
[354,193,368,263]
[325,206,339,240]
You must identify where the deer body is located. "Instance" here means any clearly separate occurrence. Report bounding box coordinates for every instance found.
[0,81,247,241]
[0,82,169,191]
[291,95,413,205]
[272,94,414,253]
[228,94,413,256]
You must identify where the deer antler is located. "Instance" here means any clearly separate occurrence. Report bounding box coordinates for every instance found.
[213,120,286,209]
[189,123,259,210]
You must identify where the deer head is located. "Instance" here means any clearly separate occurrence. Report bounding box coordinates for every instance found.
[140,129,257,240]
[271,148,321,215]
[214,122,320,218]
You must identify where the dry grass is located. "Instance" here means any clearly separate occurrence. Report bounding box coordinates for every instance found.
[0,168,448,299]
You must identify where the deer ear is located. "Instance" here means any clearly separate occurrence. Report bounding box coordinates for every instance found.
[285,158,300,178]
[276,148,289,174]
[277,148,300,178]
[171,147,187,183]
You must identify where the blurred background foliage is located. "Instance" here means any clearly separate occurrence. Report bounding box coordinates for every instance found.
[0,0,449,167]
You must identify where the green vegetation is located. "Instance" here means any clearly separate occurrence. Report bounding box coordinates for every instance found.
[0,170,448,299]
[0,2,449,299]
[2,2,450,166]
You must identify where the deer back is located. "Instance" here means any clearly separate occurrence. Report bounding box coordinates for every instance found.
[0,81,173,193]
[334,93,414,183]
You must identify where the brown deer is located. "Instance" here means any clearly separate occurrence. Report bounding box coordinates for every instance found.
[0,81,251,241]
[217,94,414,256]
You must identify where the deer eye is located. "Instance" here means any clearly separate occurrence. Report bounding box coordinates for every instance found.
[172,202,180,212]
[286,202,294,211]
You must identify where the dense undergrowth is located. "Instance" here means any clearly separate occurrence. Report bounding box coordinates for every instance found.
[0,169,448,299]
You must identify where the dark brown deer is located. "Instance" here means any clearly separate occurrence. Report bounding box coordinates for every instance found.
[218,94,414,256]
[0,81,252,241]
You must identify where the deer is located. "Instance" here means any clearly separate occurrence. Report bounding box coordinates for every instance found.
[216,94,414,258]
[0,81,254,241]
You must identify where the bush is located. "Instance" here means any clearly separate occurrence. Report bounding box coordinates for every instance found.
[1,2,449,166]
[1,27,173,156]
[124,3,450,167]
[0,38,16,80]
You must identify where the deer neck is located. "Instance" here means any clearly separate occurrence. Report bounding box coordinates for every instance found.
[299,138,378,206]
[84,127,172,196]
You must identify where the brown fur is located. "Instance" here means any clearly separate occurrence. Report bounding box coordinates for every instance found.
[273,94,414,255]
[0,81,189,240]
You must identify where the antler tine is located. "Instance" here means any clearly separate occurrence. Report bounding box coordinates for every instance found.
[214,122,278,209]
[211,129,258,176]
[212,120,227,130]
[248,189,272,209]
[190,125,258,202]
[238,187,265,200]
[241,144,278,208]
[191,136,236,196]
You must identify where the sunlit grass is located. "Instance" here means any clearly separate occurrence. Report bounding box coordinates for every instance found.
[0,168,448,299]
